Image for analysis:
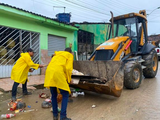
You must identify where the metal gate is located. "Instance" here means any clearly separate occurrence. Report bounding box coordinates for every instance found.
[78,30,94,60]
[0,26,40,78]
[48,35,66,56]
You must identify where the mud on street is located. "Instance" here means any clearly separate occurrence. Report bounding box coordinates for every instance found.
[0,62,160,120]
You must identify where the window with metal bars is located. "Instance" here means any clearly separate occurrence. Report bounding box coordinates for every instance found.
[77,30,94,60]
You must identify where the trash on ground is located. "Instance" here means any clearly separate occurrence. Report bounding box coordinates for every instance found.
[16,101,26,109]
[92,105,96,108]
[39,93,49,98]
[71,92,78,98]
[15,109,23,114]
[1,114,16,119]
[74,88,85,95]
[71,91,85,98]
[8,99,22,106]
[36,101,38,103]
[24,109,38,112]
[77,92,85,96]
[50,107,61,113]
[45,98,51,103]
[75,88,80,92]
[58,107,61,112]
[72,69,84,75]
[9,99,26,111]
[70,87,76,93]
[14,109,37,113]
[42,101,52,108]
[10,102,17,111]
[27,105,31,108]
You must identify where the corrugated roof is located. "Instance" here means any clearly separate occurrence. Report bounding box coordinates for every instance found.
[0,3,74,26]
[71,22,110,25]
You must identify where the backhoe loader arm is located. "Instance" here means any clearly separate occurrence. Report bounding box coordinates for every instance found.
[138,10,148,46]
[139,10,147,17]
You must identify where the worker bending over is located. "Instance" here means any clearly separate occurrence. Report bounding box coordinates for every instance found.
[44,48,73,120]
[11,48,43,101]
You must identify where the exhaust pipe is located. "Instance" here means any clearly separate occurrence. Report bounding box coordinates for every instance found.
[110,11,114,38]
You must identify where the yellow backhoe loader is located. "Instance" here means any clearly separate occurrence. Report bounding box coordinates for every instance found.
[71,10,158,97]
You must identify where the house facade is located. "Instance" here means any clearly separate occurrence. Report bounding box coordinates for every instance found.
[73,22,110,60]
[0,3,78,78]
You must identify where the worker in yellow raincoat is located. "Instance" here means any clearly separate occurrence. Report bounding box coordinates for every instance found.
[44,48,73,120]
[11,48,43,101]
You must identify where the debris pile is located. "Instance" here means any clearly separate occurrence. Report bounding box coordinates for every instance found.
[39,93,62,113]
[8,99,26,111]
[0,88,85,119]
[39,93,49,98]
[72,69,84,75]
[41,99,52,108]
[0,99,37,119]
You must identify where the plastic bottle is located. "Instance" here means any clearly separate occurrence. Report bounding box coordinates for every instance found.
[10,102,17,111]
[1,114,16,119]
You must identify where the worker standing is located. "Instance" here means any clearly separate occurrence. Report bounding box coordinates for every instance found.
[44,48,73,120]
[11,48,43,101]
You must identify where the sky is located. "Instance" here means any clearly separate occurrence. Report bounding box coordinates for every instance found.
[0,0,160,35]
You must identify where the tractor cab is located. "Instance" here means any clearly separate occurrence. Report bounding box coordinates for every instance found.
[108,11,148,54]
[71,10,158,97]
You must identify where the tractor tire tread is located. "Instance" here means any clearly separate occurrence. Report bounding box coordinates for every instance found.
[124,61,142,89]
[142,49,158,78]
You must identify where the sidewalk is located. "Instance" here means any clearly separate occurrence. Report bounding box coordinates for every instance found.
[0,75,45,91]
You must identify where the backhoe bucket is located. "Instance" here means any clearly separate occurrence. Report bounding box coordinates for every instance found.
[71,61,124,97]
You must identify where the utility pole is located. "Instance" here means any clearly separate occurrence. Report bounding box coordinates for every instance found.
[147,7,160,16]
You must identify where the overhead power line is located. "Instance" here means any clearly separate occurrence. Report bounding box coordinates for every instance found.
[116,0,142,10]
[75,0,120,15]
[53,0,108,17]
[94,0,124,15]
[65,0,110,16]
[32,0,110,22]
[99,0,138,13]
[49,0,111,21]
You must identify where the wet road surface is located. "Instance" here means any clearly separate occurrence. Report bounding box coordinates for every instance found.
[1,63,160,120]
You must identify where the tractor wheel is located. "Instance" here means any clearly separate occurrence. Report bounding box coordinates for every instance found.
[124,61,142,89]
[142,49,158,78]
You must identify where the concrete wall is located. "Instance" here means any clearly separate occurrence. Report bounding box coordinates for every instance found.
[0,11,76,51]
[76,23,110,46]
[0,4,78,74]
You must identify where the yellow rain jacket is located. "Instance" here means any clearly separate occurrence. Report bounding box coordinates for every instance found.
[11,52,39,84]
[44,51,73,93]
